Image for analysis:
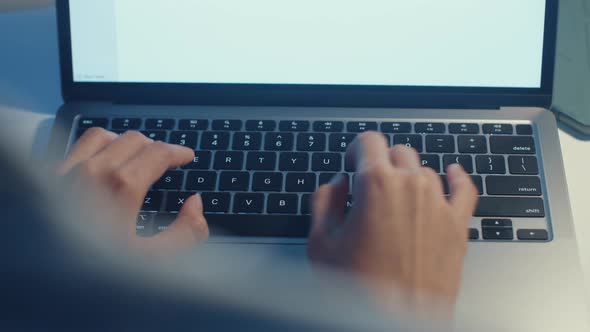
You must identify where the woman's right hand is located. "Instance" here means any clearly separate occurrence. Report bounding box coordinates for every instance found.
[307,132,479,319]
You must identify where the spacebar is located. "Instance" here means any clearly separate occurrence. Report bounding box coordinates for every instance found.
[205,214,311,237]
[475,197,545,217]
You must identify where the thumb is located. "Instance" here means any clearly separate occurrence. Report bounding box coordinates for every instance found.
[136,194,209,255]
[309,174,349,241]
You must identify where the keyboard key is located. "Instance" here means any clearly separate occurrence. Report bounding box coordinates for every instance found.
[214,151,244,170]
[475,197,545,217]
[439,175,449,194]
[182,151,212,170]
[458,135,487,154]
[426,135,455,153]
[146,119,175,130]
[112,118,141,130]
[449,123,479,134]
[252,172,283,192]
[313,121,344,132]
[415,122,445,133]
[301,194,312,214]
[212,120,242,131]
[381,122,411,133]
[141,131,167,141]
[312,153,342,172]
[345,157,356,172]
[136,213,155,236]
[440,175,483,195]
[443,155,473,174]
[393,134,423,152]
[75,129,88,140]
[329,134,356,152]
[482,219,513,228]
[265,133,294,151]
[483,124,513,135]
[246,120,276,131]
[286,173,317,192]
[485,176,542,196]
[165,192,194,212]
[319,173,349,186]
[186,171,217,191]
[153,213,176,233]
[205,214,310,237]
[163,193,189,213]
[246,152,277,170]
[482,228,514,240]
[508,156,539,175]
[297,133,327,151]
[516,124,533,135]
[233,193,265,214]
[347,122,378,133]
[420,154,441,172]
[153,171,185,190]
[78,117,109,129]
[346,195,354,211]
[469,228,479,240]
[279,153,309,171]
[517,229,549,241]
[219,172,250,191]
[476,155,506,174]
[471,176,484,195]
[142,191,163,211]
[267,194,299,214]
[201,192,231,213]
[200,132,230,150]
[279,120,310,132]
[179,119,208,130]
[490,136,536,154]
[169,131,199,149]
[233,132,262,150]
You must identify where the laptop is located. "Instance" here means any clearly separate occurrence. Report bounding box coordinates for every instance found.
[49,0,589,329]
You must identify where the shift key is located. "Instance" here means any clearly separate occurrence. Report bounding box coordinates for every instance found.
[475,197,545,217]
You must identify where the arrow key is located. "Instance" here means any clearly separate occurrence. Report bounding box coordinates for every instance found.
[517,229,549,241]
[483,228,514,240]
[482,219,513,228]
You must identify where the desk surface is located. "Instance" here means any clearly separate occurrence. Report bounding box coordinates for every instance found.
[1,7,589,304]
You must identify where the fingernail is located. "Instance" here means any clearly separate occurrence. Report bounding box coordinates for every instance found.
[447,163,464,174]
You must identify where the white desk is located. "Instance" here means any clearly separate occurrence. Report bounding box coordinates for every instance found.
[1,7,589,304]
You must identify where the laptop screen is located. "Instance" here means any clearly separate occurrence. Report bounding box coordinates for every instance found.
[69,0,547,89]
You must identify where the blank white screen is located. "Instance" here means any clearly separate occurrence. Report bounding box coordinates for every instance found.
[70,0,547,88]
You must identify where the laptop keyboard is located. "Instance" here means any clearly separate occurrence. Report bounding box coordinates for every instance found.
[73,117,550,242]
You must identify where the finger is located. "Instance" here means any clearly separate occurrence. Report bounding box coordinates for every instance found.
[136,194,209,255]
[421,167,445,198]
[115,141,195,198]
[88,131,153,173]
[310,174,349,239]
[57,128,118,175]
[346,131,392,173]
[447,164,479,224]
[389,144,421,170]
